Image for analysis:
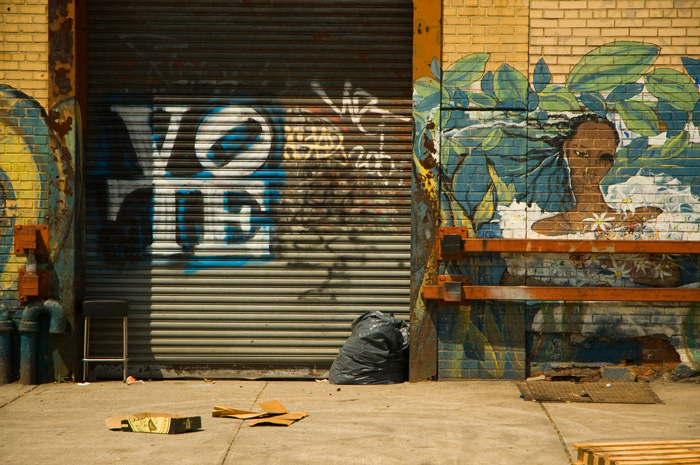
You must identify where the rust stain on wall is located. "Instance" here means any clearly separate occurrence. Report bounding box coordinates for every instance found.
[49,1,75,100]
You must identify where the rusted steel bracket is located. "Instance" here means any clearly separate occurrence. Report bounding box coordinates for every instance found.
[438,237,700,259]
[18,269,50,303]
[424,280,700,303]
[438,227,468,260]
[423,275,473,302]
[428,227,700,303]
[436,227,700,259]
[14,225,49,255]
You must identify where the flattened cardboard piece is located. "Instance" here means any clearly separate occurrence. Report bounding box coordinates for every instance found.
[257,400,288,414]
[249,411,308,427]
[212,405,266,419]
[105,413,201,434]
[212,400,307,426]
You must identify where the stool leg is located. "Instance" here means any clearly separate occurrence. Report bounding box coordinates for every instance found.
[83,316,90,382]
[123,316,128,382]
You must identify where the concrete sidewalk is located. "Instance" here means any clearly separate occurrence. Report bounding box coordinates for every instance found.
[0,379,699,465]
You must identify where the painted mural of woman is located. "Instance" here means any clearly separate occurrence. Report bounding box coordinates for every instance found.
[531,114,662,236]
[500,113,681,288]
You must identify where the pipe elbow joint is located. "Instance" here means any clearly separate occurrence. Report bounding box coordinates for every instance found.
[19,300,66,334]
[43,300,67,334]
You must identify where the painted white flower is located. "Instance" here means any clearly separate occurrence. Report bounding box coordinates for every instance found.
[608,260,632,281]
[583,212,613,232]
[632,255,651,273]
[652,263,673,280]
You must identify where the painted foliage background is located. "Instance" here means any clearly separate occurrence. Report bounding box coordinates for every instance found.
[414,41,700,378]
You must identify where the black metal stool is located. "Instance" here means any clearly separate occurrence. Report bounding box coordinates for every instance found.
[82,299,129,382]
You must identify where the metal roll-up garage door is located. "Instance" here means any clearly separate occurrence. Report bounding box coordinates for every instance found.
[84,0,413,378]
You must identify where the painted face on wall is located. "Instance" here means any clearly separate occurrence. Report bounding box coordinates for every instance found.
[563,121,618,192]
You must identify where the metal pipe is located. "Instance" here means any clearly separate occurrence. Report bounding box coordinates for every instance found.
[0,304,13,385]
[18,300,66,385]
[21,299,66,334]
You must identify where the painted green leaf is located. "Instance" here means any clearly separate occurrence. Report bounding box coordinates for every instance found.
[682,306,700,367]
[645,68,700,112]
[438,109,453,132]
[606,83,644,102]
[616,100,661,137]
[493,64,529,104]
[414,76,441,99]
[579,92,607,117]
[537,86,580,112]
[472,184,495,229]
[441,137,464,168]
[566,42,659,93]
[467,322,501,378]
[413,110,426,128]
[415,92,441,115]
[481,71,496,98]
[683,57,700,84]
[533,58,551,93]
[487,160,515,205]
[470,93,497,108]
[625,136,649,163]
[430,56,442,80]
[483,309,506,374]
[660,130,690,159]
[503,302,526,371]
[443,53,490,89]
[443,189,475,233]
[481,128,503,151]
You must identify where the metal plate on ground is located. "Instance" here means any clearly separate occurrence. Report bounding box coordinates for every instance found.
[517,381,662,404]
[581,382,663,404]
[519,381,594,403]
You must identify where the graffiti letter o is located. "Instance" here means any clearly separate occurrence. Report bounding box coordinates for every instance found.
[195,106,272,177]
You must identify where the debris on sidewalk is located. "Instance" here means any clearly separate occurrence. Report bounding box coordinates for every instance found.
[516,381,662,404]
[212,400,308,426]
[329,310,409,385]
[106,413,202,434]
[125,376,144,385]
[573,439,700,465]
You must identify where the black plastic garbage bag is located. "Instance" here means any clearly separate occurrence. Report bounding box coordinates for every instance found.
[329,311,409,385]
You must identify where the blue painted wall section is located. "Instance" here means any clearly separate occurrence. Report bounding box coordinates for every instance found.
[414,42,700,379]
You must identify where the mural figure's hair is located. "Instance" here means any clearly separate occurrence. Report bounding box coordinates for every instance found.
[540,113,620,152]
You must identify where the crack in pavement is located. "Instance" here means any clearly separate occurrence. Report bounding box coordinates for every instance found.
[539,402,575,464]
[0,385,39,410]
[219,381,269,465]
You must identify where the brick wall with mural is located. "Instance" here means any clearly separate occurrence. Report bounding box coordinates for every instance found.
[1,0,50,311]
[1,0,77,384]
[414,0,700,380]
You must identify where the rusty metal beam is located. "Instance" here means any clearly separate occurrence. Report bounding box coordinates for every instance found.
[423,283,700,303]
[410,0,442,383]
[461,238,700,254]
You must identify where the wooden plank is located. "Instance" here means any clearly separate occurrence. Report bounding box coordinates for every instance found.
[575,440,700,449]
[574,440,700,465]
[601,452,700,464]
[613,460,700,465]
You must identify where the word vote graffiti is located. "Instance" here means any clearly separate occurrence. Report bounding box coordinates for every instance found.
[103,103,280,266]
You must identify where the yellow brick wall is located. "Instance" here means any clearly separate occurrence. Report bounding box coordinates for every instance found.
[441,0,700,83]
[1,0,48,310]
[0,0,48,109]
[530,0,700,85]
[443,0,531,76]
